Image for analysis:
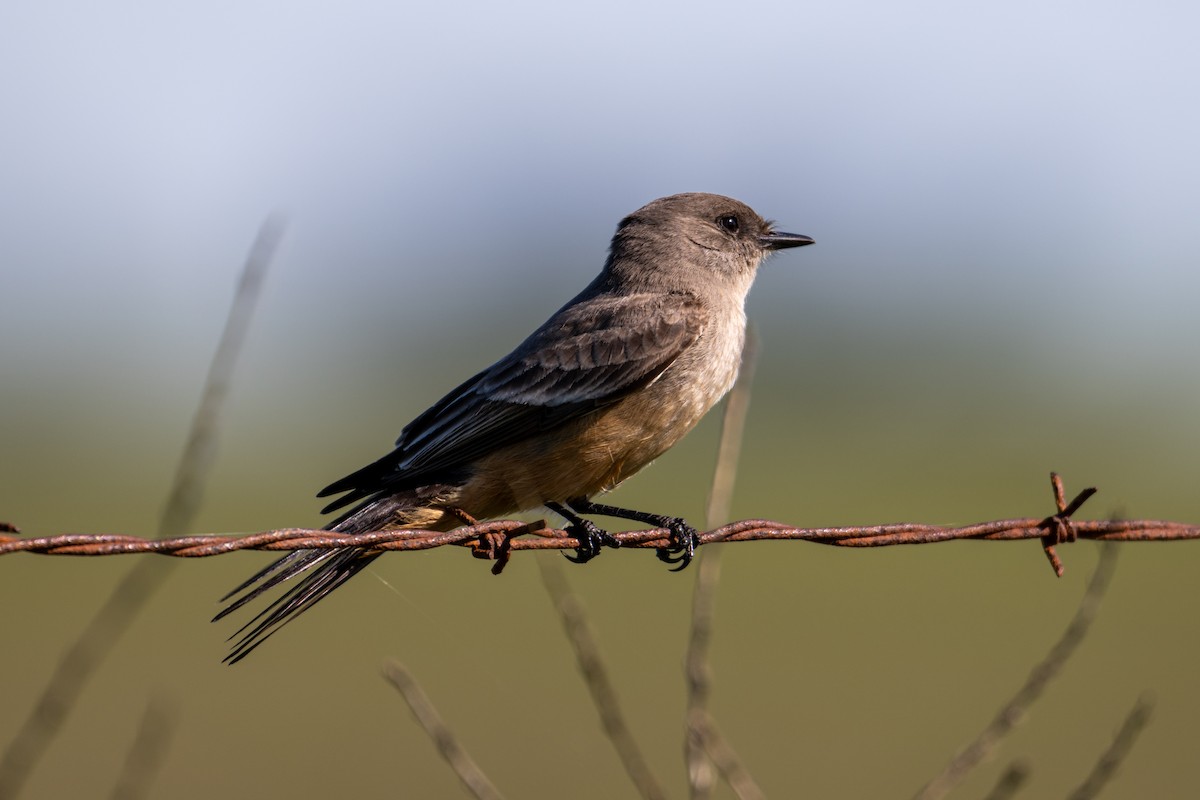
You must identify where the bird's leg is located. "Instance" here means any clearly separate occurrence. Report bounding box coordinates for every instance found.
[565,498,699,572]
[546,501,620,564]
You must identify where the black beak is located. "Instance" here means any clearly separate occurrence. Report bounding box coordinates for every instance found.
[759,231,815,250]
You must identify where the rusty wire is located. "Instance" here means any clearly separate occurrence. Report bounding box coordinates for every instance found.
[1,475,1197,575]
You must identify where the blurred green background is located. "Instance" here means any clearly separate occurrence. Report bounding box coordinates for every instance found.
[2,0,1199,797]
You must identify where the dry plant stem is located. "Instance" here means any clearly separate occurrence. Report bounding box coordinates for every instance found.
[688,710,765,800]
[981,762,1029,800]
[382,661,504,800]
[687,328,758,800]
[160,214,287,536]
[685,554,722,800]
[108,695,178,800]
[1066,693,1155,800]
[537,559,667,800]
[911,542,1120,800]
[0,216,284,800]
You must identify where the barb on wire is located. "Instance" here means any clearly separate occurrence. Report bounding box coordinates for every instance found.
[3,474,1198,569]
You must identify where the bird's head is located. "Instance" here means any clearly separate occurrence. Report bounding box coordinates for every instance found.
[605,192,813,294]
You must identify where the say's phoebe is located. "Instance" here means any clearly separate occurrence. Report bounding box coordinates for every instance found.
[217,192,813,662]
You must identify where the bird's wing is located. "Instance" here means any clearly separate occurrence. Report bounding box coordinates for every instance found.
[317,291,706,511]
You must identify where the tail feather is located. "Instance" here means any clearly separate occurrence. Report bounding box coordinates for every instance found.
[214,491,432,663]
[213,549,326,618]
[222,548,381,664]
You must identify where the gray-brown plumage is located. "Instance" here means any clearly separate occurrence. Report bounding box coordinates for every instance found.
[216,192,813,662]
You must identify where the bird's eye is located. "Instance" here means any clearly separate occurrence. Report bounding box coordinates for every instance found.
[717,214,739,233]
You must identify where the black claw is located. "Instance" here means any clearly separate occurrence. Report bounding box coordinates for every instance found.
[655,519,699,571]
[563,519,620,564]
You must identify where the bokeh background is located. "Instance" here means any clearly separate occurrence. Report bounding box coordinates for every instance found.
[2,1,1198,797]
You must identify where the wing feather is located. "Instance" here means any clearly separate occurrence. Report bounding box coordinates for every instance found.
[317,291,705,511]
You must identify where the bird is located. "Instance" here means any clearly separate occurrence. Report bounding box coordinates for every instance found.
[215,192,813,662]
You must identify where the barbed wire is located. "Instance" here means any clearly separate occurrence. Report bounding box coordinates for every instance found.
[3,475,1197,576]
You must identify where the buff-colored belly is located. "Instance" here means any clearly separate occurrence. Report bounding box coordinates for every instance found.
[457,361,737,516]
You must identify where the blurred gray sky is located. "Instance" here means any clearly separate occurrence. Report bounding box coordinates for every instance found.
[2,0,1197,350]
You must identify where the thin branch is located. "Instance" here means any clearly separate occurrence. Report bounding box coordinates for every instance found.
[981,762,1029,800]
[1066,693,1155,800]
[108,695,178,800]
[911,542,1120,800]
[687,328,759,800]
[382,661,504,800]
[0,216,284,799]
[537,559,668,800]
[160,213,287,536]
[687,710,766,800]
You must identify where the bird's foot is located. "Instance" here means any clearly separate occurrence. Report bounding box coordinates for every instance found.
[655,518,700,571]
[563,519,621,564]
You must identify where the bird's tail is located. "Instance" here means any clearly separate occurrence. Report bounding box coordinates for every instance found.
[213,494,413,664]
